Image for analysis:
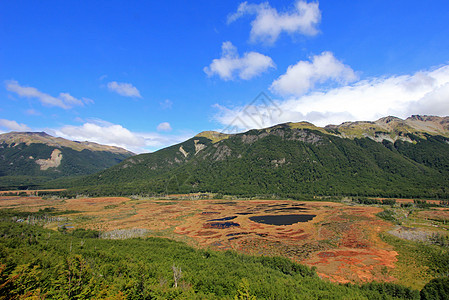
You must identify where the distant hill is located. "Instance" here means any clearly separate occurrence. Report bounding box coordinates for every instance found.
[0,132,134,189]
[57,115,449,198]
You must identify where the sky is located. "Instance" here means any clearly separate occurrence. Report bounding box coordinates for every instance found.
[1,0,449,153]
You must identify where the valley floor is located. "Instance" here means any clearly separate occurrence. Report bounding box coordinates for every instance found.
[2,194,447,289]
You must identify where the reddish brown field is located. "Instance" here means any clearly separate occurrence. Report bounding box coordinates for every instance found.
[0,196,398,284]
[417,209,449,221]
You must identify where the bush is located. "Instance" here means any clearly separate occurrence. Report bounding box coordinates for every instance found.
[420,277,449,300]
[360,282,419,299]
[377,209,398,223]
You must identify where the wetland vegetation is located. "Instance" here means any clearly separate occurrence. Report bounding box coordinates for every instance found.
[0,194,448,298]
[0,215,422,299]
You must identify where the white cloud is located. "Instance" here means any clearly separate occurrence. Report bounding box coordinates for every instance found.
[107,81,142,98]
[5,80,91,109]
[52,122,146,153]
[0,119,31,132]
[409,82,449,115]
[214,64,449,130]
[160,99,173,109]
[25,109,41,116]
[271,51,358,96]
[48,120,190,153]
[204,41,275,80]
[157,122,172,132]
[228,0,321,44]
[139,132,192,151]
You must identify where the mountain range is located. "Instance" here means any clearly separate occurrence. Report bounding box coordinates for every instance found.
[63,115,449,199]
[0,131,134,190]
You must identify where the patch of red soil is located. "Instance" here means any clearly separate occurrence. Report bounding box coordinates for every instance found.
[195,231,219,236]
[318,252,336,258]
[418,210,449,221]
[293,233,311,240]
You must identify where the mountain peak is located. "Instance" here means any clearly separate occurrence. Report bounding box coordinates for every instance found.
[195,131,231,143]
[375,116,403,124]
[0,131,134,155]
[407,114,448,122]
[23,131,51,137]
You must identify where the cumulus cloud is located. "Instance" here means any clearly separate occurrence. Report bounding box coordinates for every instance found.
[51,122,145,153]
[139,132,192,151]
[409,82,449,115]
[214,64,449,131]
[107,81,142,98]
[228,0,321,44]
[271,51,358,96]
[0,119,31,132]
[48,120,189,153]
[5,80,92,109]
[204,41,275,80]
[157,122,172,132]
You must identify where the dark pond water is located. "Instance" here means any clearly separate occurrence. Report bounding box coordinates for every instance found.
[249,214,316,226]
[256,233,268,237]
[208,216,237,222]
[206,222,240,229]
[226,232,250,237]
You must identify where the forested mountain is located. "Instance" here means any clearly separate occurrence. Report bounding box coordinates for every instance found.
[0,132,134,189]
[60,115,449,198]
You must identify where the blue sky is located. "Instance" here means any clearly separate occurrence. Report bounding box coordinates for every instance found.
[1,1,449,153]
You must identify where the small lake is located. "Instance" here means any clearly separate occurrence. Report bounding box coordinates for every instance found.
[205,222,240,229]
[208,216,237,222]
[249,214,316,226]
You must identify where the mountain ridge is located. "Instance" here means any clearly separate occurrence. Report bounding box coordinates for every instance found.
[65,115,449,199]
[195,115,449,143]
[0,131,134,155]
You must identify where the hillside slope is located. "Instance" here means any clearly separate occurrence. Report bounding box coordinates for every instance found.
[67,115,449,198]
[0,132,134,189]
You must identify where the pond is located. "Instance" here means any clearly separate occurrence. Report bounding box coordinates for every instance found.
[208,216,237,222]
[249,214,316,226]
[204,222,240,229]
